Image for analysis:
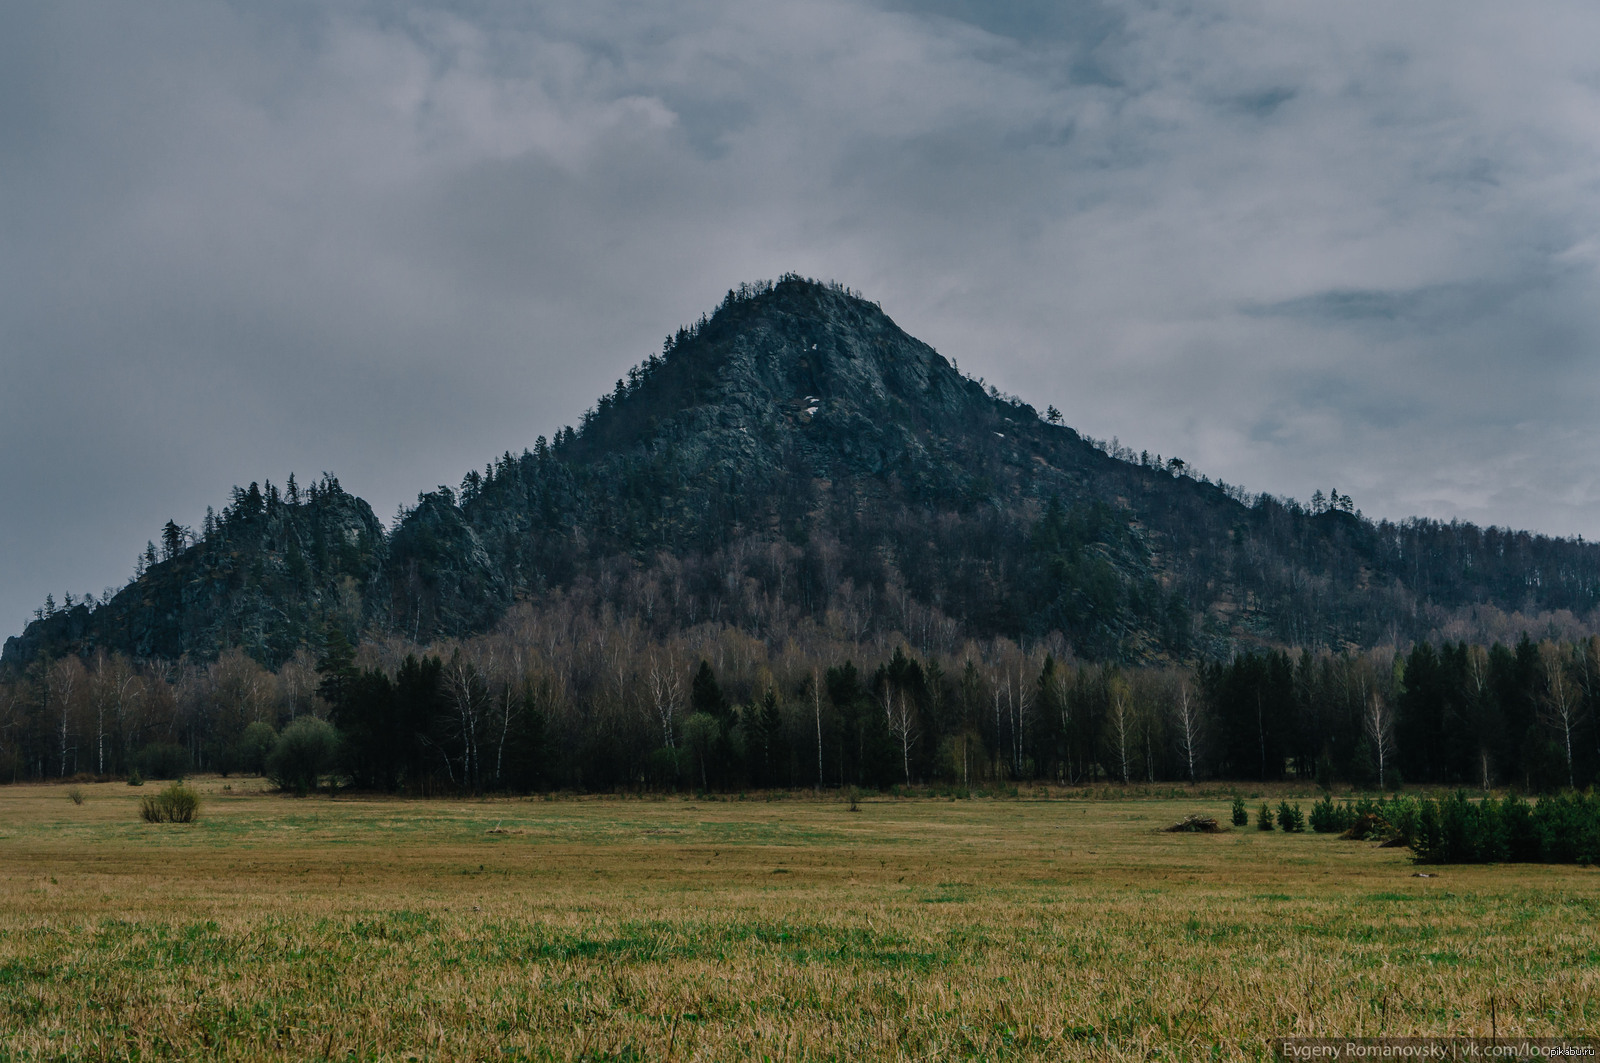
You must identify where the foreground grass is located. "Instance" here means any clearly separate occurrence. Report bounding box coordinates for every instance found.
[0,781,1595,1060]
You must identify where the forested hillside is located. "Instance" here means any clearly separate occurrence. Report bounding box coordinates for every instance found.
[9,275,1600,672]
[5,276,1600,791]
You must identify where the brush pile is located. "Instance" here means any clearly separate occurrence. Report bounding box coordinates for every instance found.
[1163,814,1224,833]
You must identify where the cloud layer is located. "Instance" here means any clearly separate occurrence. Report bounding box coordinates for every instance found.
[5,0,1600,632]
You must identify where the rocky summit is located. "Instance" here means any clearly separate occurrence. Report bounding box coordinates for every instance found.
[9,275,1600,669]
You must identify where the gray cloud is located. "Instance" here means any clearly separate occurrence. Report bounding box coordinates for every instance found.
[5,0,1600,632]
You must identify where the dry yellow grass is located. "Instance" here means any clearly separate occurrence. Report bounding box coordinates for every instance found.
[1,779,1596,1060]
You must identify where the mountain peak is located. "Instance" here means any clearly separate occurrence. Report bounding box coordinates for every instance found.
[565,275,1020,477]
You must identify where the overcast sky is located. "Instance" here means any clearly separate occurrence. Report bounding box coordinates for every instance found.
[5,0,1600,636]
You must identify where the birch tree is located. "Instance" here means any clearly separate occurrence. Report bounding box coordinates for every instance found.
[812,668,824,790]
[1540,642,1583,790]
[888,690,919,784]
[88,651,115,775]
[491,644,525,787]
[647,651,683,749]
[1106,674,1132,784]
[1465,643,1493,789]
[47,657,85,777]
[1364,693,1396,790]
[444,651,489,791]
[1171,676,1203,782]
[1010,666,1033,778]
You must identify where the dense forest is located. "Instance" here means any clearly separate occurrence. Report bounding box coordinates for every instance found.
[4,276,1600,792]
[3,589,1595,794]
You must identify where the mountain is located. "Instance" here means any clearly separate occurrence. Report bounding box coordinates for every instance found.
[8,275,1600,670]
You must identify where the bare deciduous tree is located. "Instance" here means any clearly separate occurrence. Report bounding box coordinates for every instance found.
[1171,677,1204,782]
[443,651,489,791]
[648,651,683,749]
[1540,642,1584,790]
[1465,643,1492,789]
[1010,667,1033,778]
[1364,693,1396,790]
[812,668,824,790]
[47,657,86,777]
[887,690,919,784]
[1106,675,1132,784]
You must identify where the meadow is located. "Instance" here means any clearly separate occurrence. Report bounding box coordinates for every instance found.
[0,781,1596,1061]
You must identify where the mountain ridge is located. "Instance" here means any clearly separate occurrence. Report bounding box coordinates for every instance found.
[8,274,1600,670]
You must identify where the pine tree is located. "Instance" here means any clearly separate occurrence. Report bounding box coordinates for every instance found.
[161,521,184,561]
[691,661,728,719]
[315,628,359,711]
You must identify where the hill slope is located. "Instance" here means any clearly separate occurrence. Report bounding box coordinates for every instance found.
[8,276,1600,668]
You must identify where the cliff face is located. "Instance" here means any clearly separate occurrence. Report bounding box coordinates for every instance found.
[9,276,1600,670]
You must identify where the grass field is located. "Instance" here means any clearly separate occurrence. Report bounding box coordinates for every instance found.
[1,780,1596,1061]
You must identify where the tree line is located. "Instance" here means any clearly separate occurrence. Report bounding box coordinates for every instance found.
[2,596,1595,794]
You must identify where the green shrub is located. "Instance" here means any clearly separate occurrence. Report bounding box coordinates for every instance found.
[127,769,143,787]
[644,746,681,791]
[1276,800,1305,833]
[1230,795,1248,827]
[140,782,201,824]
[236,721,279,776]
[1256,803,1274,831]
[1309,795,1341,833]
[1500,793,1538,862]
[67,787,85,806]
[267,716,340,793]
[1408,791,1600,865]
[1378,795,1420,846]
[135,742,189,780]
[1531,791,1600,865]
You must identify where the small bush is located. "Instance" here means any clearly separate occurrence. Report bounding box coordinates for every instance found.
[1256,803,1274,831]
[267,717,340,794]
[1231,795,1248,827]
[140,782,201,824]
[127,769,144,787]
[1310,796,1356,833]
[1276,800,1305,833]
[67,787,85,806]
[1379,796,1421,847]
